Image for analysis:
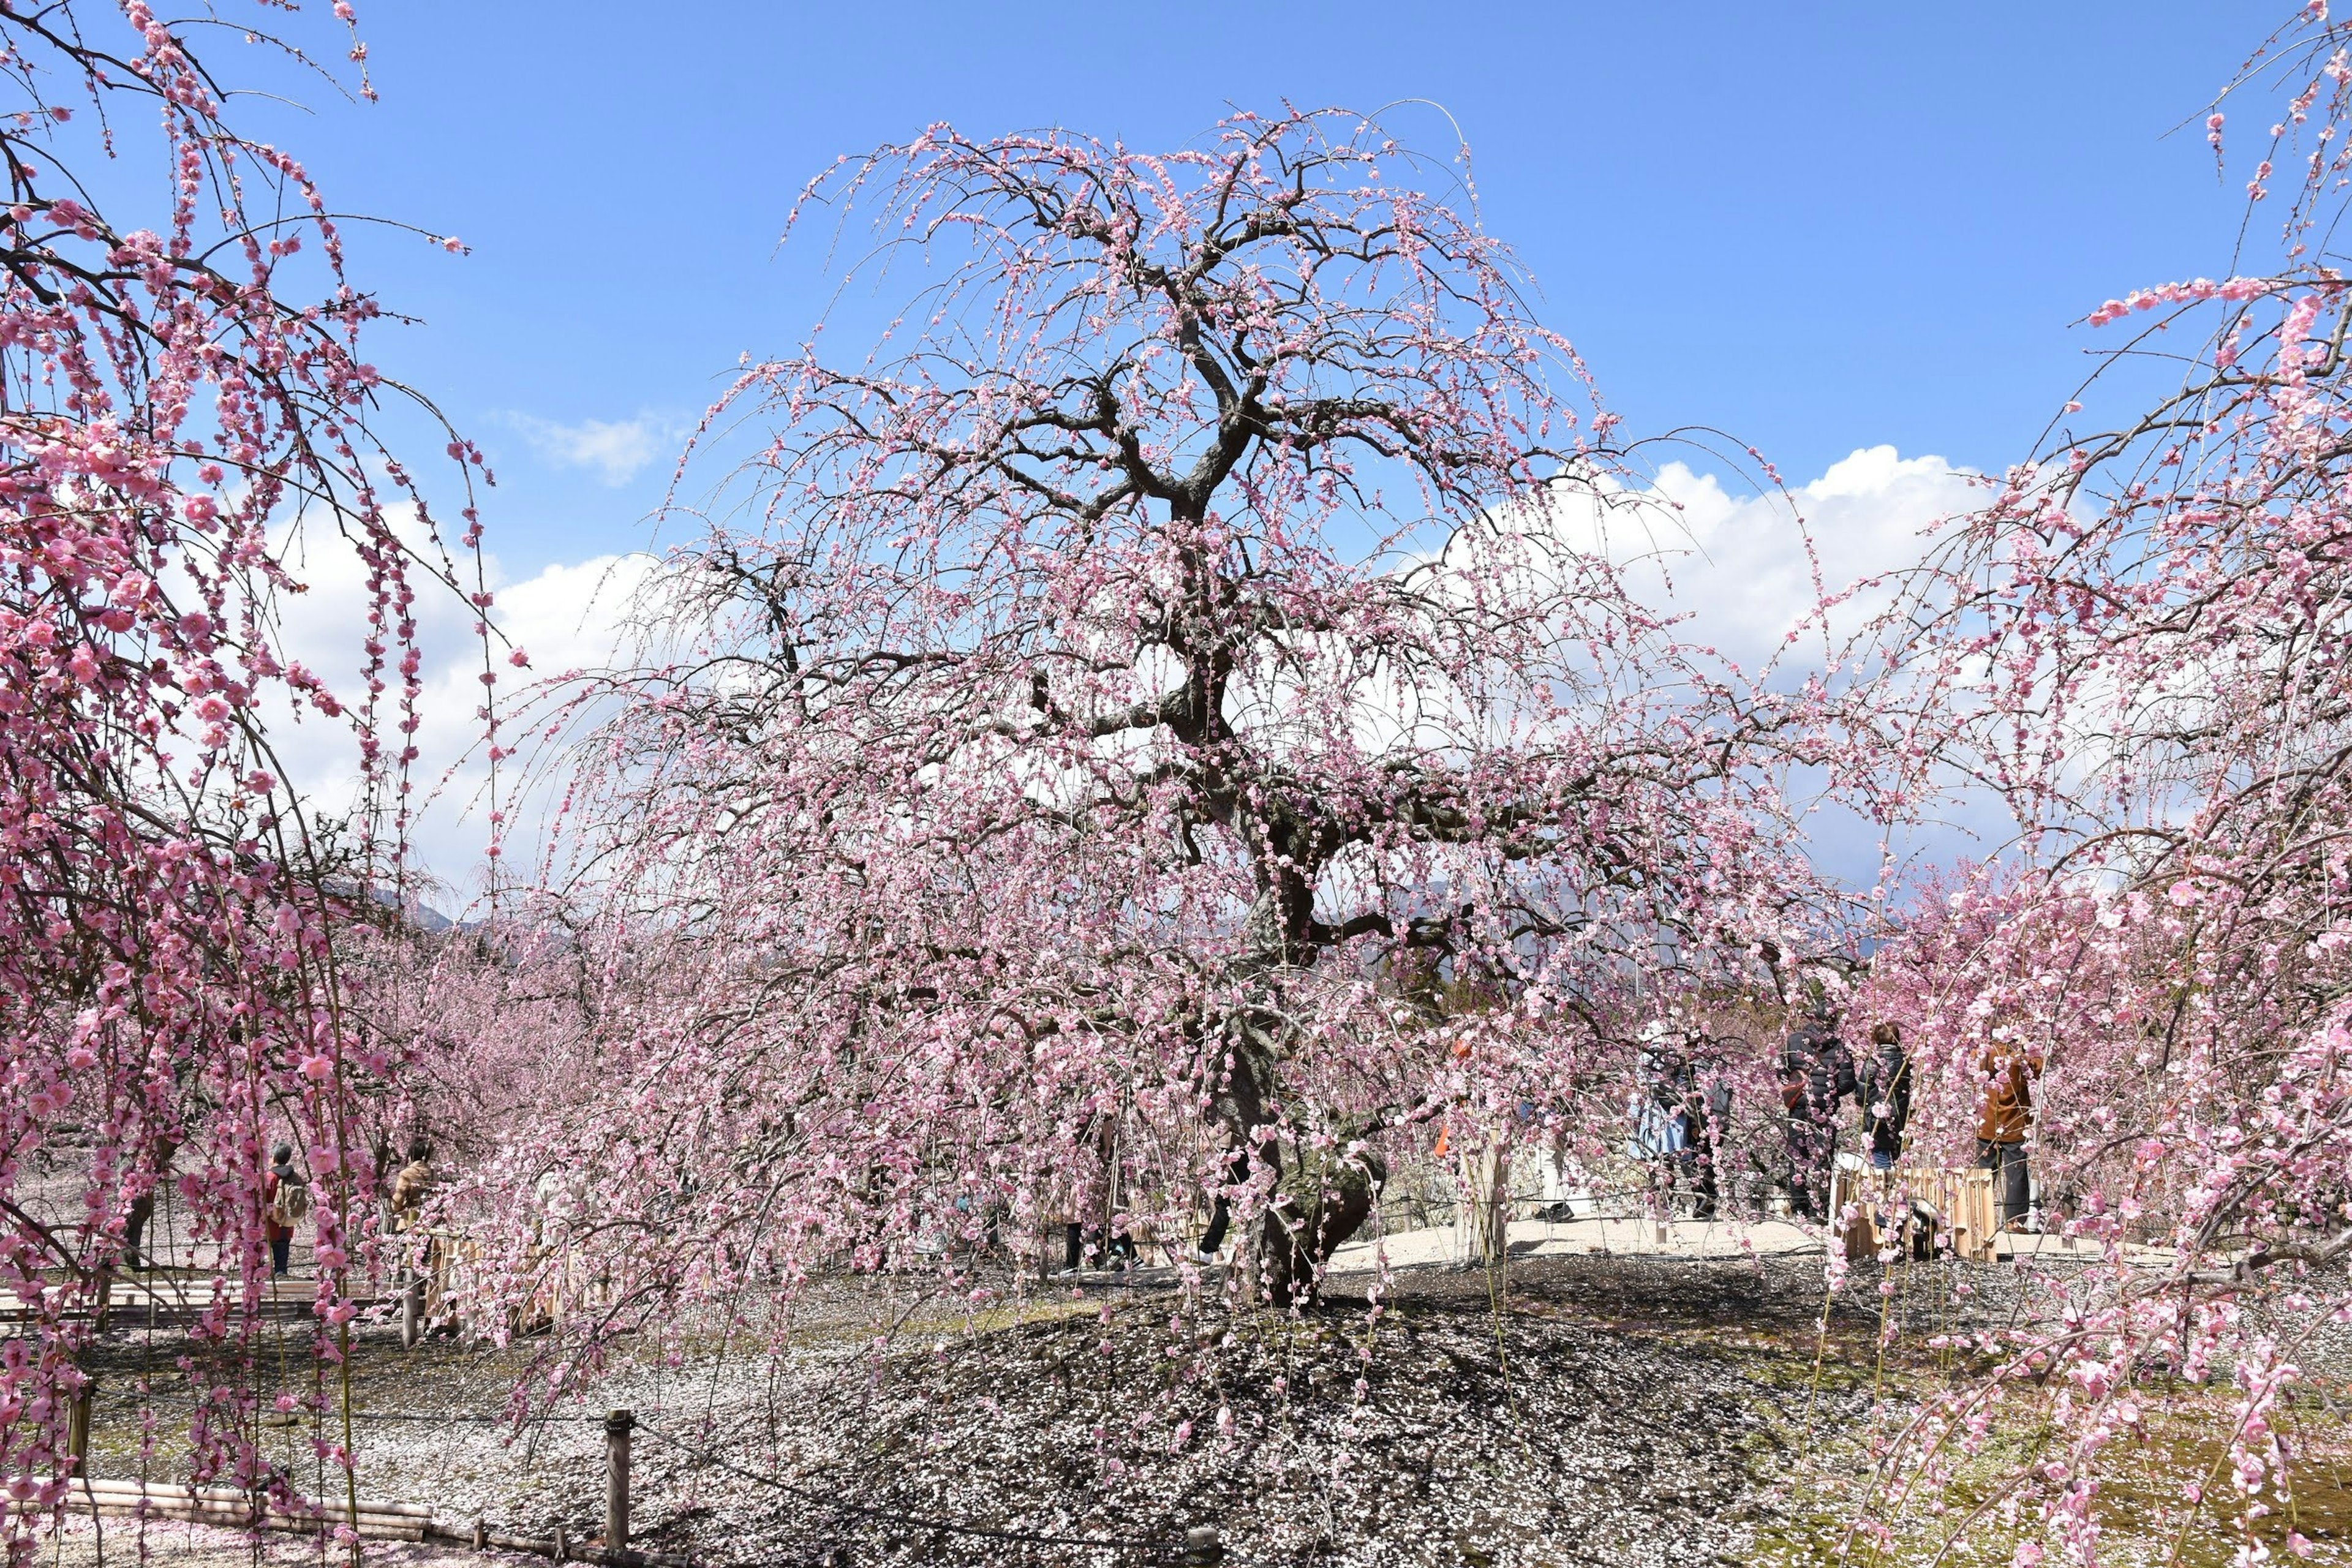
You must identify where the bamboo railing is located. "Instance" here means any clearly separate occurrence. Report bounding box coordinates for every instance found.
[1828,1164,2000,1263]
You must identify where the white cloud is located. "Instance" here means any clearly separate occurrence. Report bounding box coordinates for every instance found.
[242,446,1986,906]
[504,412,676,486]
[1550,445,1985,678]
[250,516,658,904]
[1439,447,2000,884]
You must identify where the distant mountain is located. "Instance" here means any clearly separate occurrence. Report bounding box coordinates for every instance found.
[387,890,458,933]
[322,877,462,933]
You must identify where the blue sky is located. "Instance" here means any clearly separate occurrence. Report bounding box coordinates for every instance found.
[200,1,2303,888]
[239,0,2280,574]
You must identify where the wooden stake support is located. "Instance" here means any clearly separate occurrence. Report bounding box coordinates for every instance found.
[605,1408,634,1553]
[65,1384,92,1471]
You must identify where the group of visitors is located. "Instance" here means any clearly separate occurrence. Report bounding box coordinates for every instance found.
[257,1134,436,1277]
[1627,1006,2045,1234]
[1626,1022,1733,1220]
[1774,1007,2041,1231]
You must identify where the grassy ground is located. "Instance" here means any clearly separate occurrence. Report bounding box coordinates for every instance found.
[1748,1320,2352,1567]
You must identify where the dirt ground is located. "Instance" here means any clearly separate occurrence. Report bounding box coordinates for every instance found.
[35,1241,2352,1568]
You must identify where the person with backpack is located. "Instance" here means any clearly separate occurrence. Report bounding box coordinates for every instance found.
[390,1136,436,1232]
[263,1143,310,1276]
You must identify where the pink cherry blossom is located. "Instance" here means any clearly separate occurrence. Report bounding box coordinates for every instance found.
[0,4,489,1555]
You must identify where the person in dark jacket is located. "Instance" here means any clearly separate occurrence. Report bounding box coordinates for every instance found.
[1678,1050,1736,1220]
[1858,1022,1913,1171]
[1782,1008,1855,1221]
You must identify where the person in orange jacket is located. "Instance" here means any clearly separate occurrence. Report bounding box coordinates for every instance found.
[1976,1045,2043,1231]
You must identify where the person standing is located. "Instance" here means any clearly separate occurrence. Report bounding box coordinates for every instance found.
[390,1137,435,1231]
[262,1144,309,1277]
[1627,1024,1690,1223]
[1781,1006,1854,1221]
[1976,1046,2043,1231]
[1627,1027,1691,1164]
[390,1136,443,1335]
[1679,1052,1735,1220]
[1859,1022,1913,1172]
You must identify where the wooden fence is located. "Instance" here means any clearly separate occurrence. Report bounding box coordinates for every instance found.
[1828,1164,2000,1263]
[405,1227,619,1344]
[38,1408,692,1566]
[38,1407,1227,1566]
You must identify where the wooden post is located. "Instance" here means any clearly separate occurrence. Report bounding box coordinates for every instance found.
[66,1380,92,1472]
[401,1275,423,1348]
[604,1408,634,1553]
[553,1521,567,1562]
